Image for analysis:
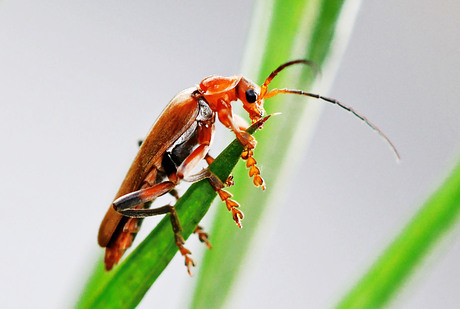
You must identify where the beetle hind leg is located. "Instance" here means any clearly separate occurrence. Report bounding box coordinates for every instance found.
[175,233,195,275]
[168,188,212,249]
[169,207,195,275]
[119,203,196,275]
[113,183,197,275]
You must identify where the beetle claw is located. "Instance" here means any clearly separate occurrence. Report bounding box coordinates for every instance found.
[232,208,244,228]
[225,174,235,187]
[184,256,196,276]
[194,225,212,249]
[175,233,195,275]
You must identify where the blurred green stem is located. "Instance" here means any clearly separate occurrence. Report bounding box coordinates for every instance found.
[337,158,460,308]
[76,120,268,309]
[190,0,359,308]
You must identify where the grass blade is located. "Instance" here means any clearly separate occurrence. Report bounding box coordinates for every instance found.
[190,0,360,308]
[76,120,268,308]
[336,158,460,308]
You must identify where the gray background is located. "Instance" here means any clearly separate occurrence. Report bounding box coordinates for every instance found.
[1,1,459,308]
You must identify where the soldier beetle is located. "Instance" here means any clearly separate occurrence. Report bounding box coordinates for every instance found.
[98,59,399,274]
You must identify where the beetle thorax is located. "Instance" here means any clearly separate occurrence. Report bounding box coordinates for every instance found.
[199,75,242,110]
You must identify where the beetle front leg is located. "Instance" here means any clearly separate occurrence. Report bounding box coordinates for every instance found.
[217,99,257,149]
[216,100,265,190]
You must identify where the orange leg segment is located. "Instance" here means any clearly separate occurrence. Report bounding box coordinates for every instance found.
[194,225,212,249]
[217,188,244,228]
[112,181,199,274]
[205,154,234,187]
[241,149,265,190]
[196,168,244,228]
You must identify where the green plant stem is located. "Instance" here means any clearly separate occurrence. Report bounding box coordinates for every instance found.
[191,0,358,308]
[336,158,460,309]
[76,120,266,309]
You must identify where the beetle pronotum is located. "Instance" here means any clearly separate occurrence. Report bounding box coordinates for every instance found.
[98,60,399,274]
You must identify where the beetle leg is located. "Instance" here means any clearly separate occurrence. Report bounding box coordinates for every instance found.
[205,154,234,186]
[122,200,152,234]
[172,119,246,228]
[183,167,244,227]
[166,186,212,249]
[175,122,226,187]
[190,167,245,227]
[166,182,212,249]
[194,225,212,249]
[113,181,176,214]
[217,188,244,228]
[217,99,257,150]
[232,113,250,131]
[165,186,211,249]
[179,155,244,228]
[169,207,195,276]
[169,188,180,200]
[181,165,243,227]
[241,149,265,190]
[114,187,196,275]
[175,121,212,180]
[215,99,265,189]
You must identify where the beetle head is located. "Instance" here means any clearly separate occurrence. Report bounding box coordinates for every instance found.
[236,60,317,124]
[236,77,265,124]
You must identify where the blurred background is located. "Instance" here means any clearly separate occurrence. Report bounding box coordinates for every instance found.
[1,0,459,308]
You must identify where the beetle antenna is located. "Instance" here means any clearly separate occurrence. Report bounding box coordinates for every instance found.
[264,88,400,160]
[259,59,318,99]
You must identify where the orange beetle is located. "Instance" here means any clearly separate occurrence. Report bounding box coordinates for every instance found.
[98,60,399,274]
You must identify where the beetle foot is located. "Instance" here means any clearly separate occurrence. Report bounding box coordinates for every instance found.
[241,149,266,190]
[225,174,235,187]
[238,132,257,149]
[194,225,212,249]
[232,208,244,228]
[175,233,195,276]
[217,189,244,228]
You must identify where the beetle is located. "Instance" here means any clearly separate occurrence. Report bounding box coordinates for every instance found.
[98,59,399,274]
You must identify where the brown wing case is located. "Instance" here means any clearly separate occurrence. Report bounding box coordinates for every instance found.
[98,87,200,247]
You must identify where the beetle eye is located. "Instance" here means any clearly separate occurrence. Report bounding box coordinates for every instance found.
[245,88,257,103]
